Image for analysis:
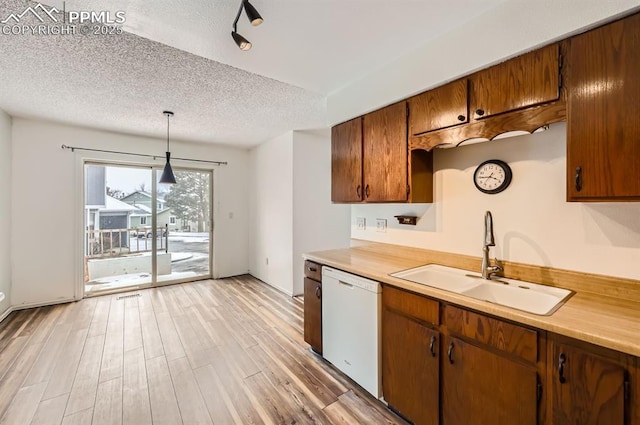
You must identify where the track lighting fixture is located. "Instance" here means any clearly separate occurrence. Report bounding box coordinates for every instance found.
[159,111,177,185]
[231,0,263,51]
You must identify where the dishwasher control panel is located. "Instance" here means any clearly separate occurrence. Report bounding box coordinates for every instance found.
[322,267,381,293]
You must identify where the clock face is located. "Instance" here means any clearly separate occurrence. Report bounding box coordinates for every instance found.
[473,159,512,194]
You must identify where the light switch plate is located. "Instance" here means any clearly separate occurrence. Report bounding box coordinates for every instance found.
[376,218,387,233]
[356,217,366,230]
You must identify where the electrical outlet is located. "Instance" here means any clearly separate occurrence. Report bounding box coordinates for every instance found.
[376,218,387,233]
[356,217,366,230]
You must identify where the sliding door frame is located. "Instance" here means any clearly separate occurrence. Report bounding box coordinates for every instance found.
[75,155,214,299]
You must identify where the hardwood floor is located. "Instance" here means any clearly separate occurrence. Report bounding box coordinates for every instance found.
[0,276,406,425]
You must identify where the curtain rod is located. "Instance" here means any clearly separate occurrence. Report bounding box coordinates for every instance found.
[60,144,228,166]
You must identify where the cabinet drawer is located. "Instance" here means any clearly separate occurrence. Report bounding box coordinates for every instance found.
[383,286,439,326]
[443,305,537,364]
[304,260,322,281]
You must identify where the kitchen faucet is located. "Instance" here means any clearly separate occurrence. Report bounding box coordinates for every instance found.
[481,211,503,280]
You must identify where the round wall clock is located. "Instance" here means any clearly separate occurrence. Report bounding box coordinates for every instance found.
[473,159,512,194]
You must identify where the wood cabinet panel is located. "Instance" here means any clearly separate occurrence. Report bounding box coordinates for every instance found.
[362,102,408,202]
[382,307,439,425]
[383,286,439,326]
[566,13,640,200]
[472,43,559,119]
[409,79,468,135]
[442,335,538,425]
[303,277,322,354]
[443,305,538,364]
[549,339,626,425]
[303,260,322,281]
[331,118,363,202]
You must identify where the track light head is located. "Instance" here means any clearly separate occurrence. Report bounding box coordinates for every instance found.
[231,31,252,50]
[243,0,263,26]
[231,0,262,50]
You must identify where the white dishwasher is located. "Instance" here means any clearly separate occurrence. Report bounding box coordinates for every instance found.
[322,266,381,399]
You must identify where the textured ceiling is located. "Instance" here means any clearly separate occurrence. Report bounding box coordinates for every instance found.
[0,0,505,146]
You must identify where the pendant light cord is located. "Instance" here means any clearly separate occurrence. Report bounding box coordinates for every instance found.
[166,113,170,152]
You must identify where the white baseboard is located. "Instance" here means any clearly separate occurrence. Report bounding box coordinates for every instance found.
[0,297,77,324]
[0,306,14,323]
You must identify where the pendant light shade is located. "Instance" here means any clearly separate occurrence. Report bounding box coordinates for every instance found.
[243,0,263,26]
[159,111,177,185]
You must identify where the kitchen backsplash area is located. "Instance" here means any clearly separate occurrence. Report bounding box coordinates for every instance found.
[351,122,640,281]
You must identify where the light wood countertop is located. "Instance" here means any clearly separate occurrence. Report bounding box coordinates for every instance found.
[304,243,640,358]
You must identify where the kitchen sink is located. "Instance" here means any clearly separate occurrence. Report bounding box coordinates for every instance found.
[390,264,481,293]
[390,264,573,316]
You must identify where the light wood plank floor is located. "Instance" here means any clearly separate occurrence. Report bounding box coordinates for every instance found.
[0,276,407,425]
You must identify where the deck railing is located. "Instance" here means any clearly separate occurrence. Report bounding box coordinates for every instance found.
[85,225,168,258]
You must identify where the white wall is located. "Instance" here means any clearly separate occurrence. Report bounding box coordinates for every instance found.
[328,0,640,124]
[292,130,351,295]
[352,123,640,281]
[0,110,11,316]
[249,132,294,294]
[249,130,351,296]
[11,118,250,308]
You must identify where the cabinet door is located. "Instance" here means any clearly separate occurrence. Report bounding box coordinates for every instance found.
[331,118,363,203]
[442,336,538,425]
[550,340,626,425]
[472,43,559,119]
[303,278,322,354]
[382,308,439,425]
[566,13,640,200]
[408,79,468,135]
[363,102,408,202]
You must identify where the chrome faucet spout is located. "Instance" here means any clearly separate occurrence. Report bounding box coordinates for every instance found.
[481,210,502,280]
[484,211,495,247]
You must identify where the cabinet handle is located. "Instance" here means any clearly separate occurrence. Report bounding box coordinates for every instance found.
[307,266,317,272]
[356,185,361,198]
[457,114,466,122]
[447,342,454,364]
[365,184,370,198]
[315,286,321,299]
[575,166,582,192]
[558,353,566,384]
[475,108,485,117]
[429,335,437,357]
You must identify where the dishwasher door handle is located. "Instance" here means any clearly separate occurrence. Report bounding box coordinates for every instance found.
[338,280,354,288]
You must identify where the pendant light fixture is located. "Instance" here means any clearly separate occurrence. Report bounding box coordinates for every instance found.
[159,110,177,185]
[231,0,263,51]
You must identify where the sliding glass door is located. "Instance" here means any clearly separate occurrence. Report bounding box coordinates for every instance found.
[83,162,212,296]
[156,168,212,284]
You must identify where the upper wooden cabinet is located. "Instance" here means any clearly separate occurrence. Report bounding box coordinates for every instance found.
[566,13,640,201]
[331,118,363,202]
[471,43,560,119]
[408,79,469,135]
[362,102,409,202]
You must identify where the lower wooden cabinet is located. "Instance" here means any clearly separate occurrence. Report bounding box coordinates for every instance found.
[382,307,439,425]
[442,335,538,425]
[548,336,629,425]
[303,261,322,354]
[378,285,639,425]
